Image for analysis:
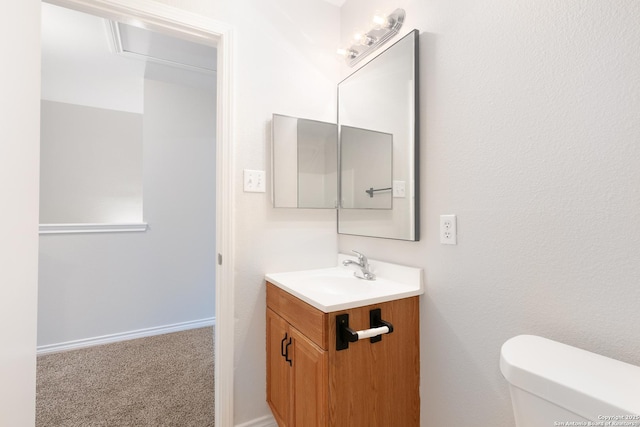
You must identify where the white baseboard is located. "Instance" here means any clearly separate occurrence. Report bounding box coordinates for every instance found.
[37,317,215,355]
[235,415,277,427]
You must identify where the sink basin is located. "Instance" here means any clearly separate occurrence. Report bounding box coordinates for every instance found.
[265,254,423,312]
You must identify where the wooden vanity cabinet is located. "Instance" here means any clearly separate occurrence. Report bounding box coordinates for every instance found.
[266,281,419,427]
[267,308,328,426]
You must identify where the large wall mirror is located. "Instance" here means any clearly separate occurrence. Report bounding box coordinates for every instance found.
[271,30,419,240]
[338,29,419,240]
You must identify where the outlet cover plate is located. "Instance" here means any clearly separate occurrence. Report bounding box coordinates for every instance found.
[440,214,457,245]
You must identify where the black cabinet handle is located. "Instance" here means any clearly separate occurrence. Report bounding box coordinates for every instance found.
[285,337,292,366]
[280,333,288,357]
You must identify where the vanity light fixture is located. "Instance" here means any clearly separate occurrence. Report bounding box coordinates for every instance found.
[336,48,358,59]
[337,8,405,67]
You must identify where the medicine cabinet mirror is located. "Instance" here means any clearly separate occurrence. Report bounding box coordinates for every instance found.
[271,29,419,241]
[272,114,338,208]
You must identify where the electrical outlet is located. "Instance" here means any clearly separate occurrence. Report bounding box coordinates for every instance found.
[243,169,266,193]
[440,214,457,245]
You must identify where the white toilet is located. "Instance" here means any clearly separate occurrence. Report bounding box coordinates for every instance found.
[500,335,640,426]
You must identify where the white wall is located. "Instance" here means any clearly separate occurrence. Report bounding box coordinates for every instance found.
[37,73,216,347]
[39,101,144,224]
[41,2,145,113]
[0,1,40,425]
[339,1,640,425]
[218,2,340,422]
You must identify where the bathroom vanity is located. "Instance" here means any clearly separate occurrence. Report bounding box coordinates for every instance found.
[265,255,422,426]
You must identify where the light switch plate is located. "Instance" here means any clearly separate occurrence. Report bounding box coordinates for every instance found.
[393,180,406,198]
[244,169,266,193]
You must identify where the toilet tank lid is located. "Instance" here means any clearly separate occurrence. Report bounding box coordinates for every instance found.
[500,335,640,418]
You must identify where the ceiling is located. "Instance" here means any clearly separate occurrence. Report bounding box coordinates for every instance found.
[41,3,216,113]
[323,0,346,6]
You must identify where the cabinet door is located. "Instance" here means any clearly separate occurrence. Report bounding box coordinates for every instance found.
[267,308,292,426]
[290,327,328,427]
[328,298,420,426]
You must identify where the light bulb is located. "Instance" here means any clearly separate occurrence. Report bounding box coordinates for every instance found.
[372,14,387,28]
[336,48,357,59]
[361,35,376,46]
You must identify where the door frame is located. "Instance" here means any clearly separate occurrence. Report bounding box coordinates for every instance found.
[42,1,235,425]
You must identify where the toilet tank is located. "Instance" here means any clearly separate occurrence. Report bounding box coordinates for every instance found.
[500,335,640,424]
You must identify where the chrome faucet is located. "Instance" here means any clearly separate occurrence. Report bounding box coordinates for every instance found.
[342,250,376,280]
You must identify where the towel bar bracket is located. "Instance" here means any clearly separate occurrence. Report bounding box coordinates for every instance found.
[336,308,394,351]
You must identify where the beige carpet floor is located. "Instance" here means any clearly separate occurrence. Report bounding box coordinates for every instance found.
[36,327,214,427]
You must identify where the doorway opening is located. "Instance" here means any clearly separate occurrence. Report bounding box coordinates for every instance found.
[38,1,234,425]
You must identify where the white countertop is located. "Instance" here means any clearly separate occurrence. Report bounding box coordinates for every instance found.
[265,254,424,313]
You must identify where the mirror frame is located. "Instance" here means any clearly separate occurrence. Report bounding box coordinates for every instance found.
[337,29,420,241]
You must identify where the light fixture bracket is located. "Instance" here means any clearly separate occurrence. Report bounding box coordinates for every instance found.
[343,9,405,67]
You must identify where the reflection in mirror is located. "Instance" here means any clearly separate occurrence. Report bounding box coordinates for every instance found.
[340,126,392,209]
[272,114,337,208]
[338,30,419,241]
